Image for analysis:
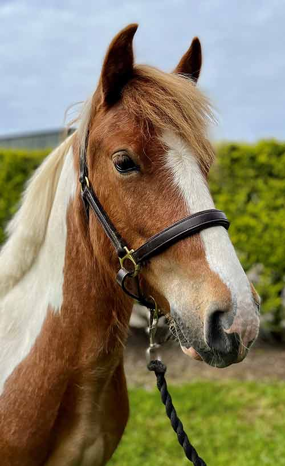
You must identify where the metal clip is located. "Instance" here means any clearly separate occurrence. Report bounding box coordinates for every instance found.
[146,298,161,363]
[119,246,140,277]
[146,343,161,363]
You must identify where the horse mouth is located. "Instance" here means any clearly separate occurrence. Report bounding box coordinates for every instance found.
[181,344,247,368]
[182,346,203,361]
[167,313,245,368]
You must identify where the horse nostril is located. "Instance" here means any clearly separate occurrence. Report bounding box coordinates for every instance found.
[204,310,238,354]
[205,310,226,352]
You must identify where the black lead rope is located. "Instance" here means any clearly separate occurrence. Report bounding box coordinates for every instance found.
[146,309,207,466]
[147,360,207,466]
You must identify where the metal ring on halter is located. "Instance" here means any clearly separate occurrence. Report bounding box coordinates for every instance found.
[118,246,141,277]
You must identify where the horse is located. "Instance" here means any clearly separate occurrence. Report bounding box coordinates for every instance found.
[0,24,260,466]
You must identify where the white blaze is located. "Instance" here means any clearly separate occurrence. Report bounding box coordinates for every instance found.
[163,131,259,343]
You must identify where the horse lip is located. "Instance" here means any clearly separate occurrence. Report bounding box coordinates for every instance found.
[182,346,203,361]
[181,345,233,368]
[198,347,243,368]
[183,341,243,368]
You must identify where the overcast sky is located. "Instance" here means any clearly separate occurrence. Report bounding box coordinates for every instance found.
[0,0,284,141]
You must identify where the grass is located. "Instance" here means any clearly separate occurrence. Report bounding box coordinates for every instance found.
[109,380,285,466]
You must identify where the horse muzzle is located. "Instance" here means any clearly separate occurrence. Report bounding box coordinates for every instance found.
[171,305,259,368]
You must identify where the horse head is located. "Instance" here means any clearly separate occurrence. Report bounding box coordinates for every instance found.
[79,24,260,368]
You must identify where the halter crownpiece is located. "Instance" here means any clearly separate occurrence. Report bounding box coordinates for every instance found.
[79,130,230,308]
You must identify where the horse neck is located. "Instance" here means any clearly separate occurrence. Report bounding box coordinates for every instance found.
[0,144,76,390]
[62,188,133,367]
[0,141,133,394]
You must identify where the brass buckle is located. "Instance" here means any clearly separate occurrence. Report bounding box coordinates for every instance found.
[119,246,140,277]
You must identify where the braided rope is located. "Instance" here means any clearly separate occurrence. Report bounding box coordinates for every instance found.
[148,360,207,466]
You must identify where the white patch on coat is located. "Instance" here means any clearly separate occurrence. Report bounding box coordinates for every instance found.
[162,131,259,344]
[0,143,77,394]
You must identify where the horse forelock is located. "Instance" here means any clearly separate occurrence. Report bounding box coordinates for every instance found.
[76,64,215,174]
[122,65,216,171]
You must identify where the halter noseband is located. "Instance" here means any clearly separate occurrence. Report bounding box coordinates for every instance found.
[79,130,230,308]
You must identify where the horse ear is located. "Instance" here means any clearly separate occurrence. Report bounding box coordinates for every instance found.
[100,24,138,106]
[173,37,202,84]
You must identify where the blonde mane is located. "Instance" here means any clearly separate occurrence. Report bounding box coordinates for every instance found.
[0,135,75,296]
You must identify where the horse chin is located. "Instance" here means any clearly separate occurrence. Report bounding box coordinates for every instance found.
[181,343,247,368]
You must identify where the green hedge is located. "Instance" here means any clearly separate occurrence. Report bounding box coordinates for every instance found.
[210,140,285,338]
[0,149,49,244]
[0,141,284,337]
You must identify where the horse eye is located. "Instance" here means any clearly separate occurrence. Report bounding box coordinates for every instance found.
[113,152,139,174]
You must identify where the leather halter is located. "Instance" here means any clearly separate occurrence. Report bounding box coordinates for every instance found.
[79,130,230,308]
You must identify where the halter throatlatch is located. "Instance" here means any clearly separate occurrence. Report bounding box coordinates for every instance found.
[79,129,230,309]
